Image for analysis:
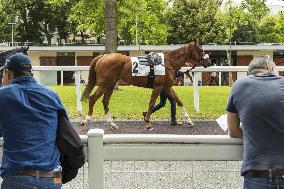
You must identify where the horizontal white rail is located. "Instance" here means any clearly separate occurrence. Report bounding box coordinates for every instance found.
[102,134,242,144]
[86,129,243,189]
[32,66,90,71]
[32,66,284,72]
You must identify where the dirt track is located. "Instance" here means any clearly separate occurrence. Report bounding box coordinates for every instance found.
[72,120,226,135]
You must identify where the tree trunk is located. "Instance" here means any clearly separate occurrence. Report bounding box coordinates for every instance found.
[105,0,117,54]
[44,23,52,46]
[80,31,85,44]
[47,36,52,46]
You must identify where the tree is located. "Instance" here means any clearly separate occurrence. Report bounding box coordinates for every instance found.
[239,0,269,44]
[0,0,43,44]
[166,0,226,44]
[275,12,284,44]
[48,0,79,45]
[218,1,246,43]
[1,0,66,45]
[220,0,271,44]
[257,15,279,43]
[67,0,168,45]
[217,0,223,5]
[118,0,168,45]
[31,0,58,45]
[0,2,17,43]
[68,0,104,43]
[241,0,269,22]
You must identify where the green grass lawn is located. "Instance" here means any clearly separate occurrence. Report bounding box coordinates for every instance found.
[50,86,232,120]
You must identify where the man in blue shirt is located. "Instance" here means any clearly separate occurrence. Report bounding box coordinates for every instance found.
[227,56,284,189]
[0,53,65,188]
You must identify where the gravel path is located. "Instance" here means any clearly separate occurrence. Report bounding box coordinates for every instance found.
[72,120,226,135]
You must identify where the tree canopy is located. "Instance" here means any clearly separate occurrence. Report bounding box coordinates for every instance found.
[166,0,227,44]
[0,0,283,45]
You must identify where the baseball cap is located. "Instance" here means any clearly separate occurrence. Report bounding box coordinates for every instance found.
[0,53,32,72]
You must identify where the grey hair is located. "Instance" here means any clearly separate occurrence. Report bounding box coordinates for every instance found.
[248,56,276,75]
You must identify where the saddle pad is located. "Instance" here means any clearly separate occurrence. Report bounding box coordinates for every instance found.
[131,53,165,76]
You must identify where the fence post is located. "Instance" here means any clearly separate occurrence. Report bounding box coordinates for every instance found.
[219,72,222,86]
[74,71,82,114]
[87,129,104,189]
[61,71,64,86]
[193,72,199,112]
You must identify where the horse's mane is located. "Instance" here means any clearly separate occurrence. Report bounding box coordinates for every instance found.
[166,43,192,57]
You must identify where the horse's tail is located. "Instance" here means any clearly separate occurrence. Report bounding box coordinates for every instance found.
[81,55,103,101]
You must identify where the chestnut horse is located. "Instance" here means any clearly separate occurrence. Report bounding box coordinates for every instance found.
[81,40,210,130]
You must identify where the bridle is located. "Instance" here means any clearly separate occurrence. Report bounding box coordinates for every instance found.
[165,44,194,73]
[182,44,207,72]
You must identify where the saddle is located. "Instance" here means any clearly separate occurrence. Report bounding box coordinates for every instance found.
[137,53,162,66]
[131,53,164,88]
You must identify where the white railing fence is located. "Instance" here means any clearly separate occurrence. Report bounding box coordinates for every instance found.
[32,66,284,113]
[84,129,243,189]
[33,66,89,113]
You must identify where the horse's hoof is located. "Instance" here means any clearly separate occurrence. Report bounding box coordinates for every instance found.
[146,126,153,131]
[86,115,92,122]
[146,123,153,130]
[187,124,194,128]
[111,124,119,130]
[170,120,183,126]
[142,111,147,122]
[187,121,194,127]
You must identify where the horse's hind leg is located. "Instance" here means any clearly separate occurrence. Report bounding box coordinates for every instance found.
[86,86,105,120]
[165,88,194,126]
[81,86,105,126]
[102,87,118,129]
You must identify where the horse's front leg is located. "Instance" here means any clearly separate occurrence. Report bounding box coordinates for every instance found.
[145,88,163,130]
[165,88,194,126]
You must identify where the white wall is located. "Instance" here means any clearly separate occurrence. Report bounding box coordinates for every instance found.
[28,51,57,84]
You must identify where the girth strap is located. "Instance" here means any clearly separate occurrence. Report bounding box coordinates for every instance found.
[146,65,155,88]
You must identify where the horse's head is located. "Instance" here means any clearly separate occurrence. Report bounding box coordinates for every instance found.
[0,46,29,67]
[188,39,211,68]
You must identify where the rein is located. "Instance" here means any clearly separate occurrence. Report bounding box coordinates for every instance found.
[183,65,196,74]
